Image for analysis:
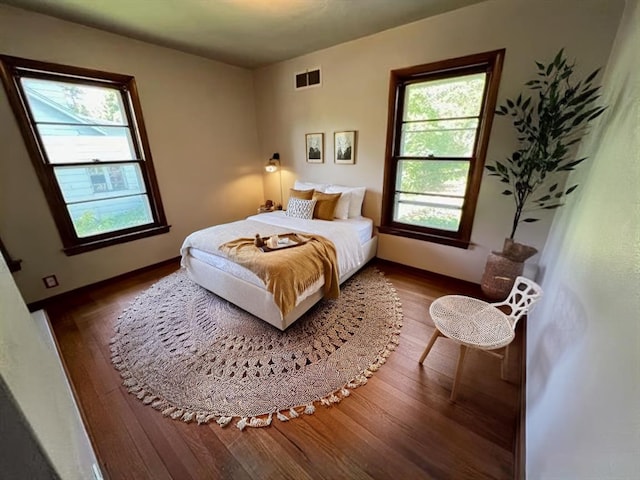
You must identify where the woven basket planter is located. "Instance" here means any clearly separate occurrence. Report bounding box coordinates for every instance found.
[502,238,538,263]
[481,252,525,300]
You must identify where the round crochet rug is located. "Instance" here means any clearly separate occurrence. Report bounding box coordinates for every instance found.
[110,266,402,430]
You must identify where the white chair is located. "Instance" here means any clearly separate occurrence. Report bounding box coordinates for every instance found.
[419,276,543,401]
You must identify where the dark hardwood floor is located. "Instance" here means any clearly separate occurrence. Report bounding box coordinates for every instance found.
[47,259,522,480]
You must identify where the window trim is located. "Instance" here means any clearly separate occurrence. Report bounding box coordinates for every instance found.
[380,49,505,248]
[0,55,169,255]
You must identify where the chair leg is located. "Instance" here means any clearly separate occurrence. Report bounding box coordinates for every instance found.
[419,328,442,364]
[451,344,468,401]
[501,345,510,380]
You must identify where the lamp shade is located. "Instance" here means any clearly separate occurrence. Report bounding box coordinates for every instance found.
[265,152,280,173]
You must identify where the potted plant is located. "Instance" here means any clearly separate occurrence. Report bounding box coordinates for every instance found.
[482,49,606,297]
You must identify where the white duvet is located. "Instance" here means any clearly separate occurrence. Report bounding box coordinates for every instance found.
[180,211,365,277]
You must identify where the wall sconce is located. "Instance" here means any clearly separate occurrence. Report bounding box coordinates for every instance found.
[264,152,283,208]
[265,152,280,173]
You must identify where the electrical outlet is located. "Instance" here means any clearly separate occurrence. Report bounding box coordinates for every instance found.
[42,275,58,288]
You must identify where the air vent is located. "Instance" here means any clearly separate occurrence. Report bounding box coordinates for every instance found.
[294,67,321,90]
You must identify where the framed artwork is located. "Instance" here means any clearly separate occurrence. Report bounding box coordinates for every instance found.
[305,133,324,163]
[334,130,356,164]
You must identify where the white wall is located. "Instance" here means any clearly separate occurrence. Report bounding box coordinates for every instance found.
[0,4,264,303]
[0,255,101,479]
[253,0,624,283]
[526,0,640,476]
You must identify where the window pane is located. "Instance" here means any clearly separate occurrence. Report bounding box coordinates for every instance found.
[36,124,136,163]
[404,73,486,121]
[54,163,146,203]
[21,78,127,125]
[396,160,470,196]
[68,195,153,238]
[393,192,462,231]
[400,118,479,157]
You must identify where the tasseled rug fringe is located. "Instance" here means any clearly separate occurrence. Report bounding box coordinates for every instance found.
[115,325,402,430]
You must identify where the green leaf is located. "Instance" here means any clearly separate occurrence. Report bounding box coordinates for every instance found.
[584,68,601,84]
[535,61,545,70]
[485,165,496,172]
[559,157,587,170]
[543,204,563,210]
[501,190,513,196]
[572,107,603,127]
[523,218,540,223]
[553,49,564,67]
[536,195,551,202]
[568,87,600,107]
[565,185,579,195]
[507,99,515,108]
[549,183,558,192]
[588,107,606,121]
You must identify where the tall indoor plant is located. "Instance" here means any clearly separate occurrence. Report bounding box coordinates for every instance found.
[487,48,606,243]
[482,49,606,296]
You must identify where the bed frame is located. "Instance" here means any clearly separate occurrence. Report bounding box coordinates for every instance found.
[182,236,378,331]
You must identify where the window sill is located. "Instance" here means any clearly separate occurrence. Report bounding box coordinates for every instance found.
[63,224,171,256]
[378,225,470,249]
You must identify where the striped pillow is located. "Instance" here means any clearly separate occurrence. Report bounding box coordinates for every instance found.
[286,198,316,220]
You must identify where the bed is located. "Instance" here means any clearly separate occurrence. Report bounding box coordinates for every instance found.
[180,184,376,331]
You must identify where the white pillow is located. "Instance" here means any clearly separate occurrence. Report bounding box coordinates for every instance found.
[294,180,329,193]
[286,198,316,220]
[333,191,351,220]
[325,185,366,218]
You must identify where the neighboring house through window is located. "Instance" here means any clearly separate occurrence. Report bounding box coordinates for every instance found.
[0,55,169,255]
[380,50,504,248]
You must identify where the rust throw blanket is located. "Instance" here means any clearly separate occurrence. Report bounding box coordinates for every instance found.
[219,233,339,318]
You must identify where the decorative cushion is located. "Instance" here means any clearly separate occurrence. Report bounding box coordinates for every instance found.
[312,191,341,221]
[325,185,366,218]
[294,180,329,193]
[289,188,314,200]
[333,190,351,220]
[286,198,316,220]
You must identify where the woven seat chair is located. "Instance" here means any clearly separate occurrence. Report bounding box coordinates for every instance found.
[419,276,543,401]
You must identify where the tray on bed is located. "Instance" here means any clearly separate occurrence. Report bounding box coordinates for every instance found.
[258,233,308,252]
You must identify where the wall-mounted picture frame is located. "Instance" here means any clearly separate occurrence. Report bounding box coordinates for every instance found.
[305,133,324,163]
[334,130,356,164]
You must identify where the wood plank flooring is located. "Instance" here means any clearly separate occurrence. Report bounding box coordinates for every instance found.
[46,259,522,480]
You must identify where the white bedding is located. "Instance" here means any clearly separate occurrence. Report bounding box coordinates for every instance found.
[181,211,368,276]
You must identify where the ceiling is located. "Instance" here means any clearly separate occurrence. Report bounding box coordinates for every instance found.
[1,0,488,68]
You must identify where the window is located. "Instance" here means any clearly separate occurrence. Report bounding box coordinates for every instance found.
[380,50,504,248]
[0,55,169,255]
